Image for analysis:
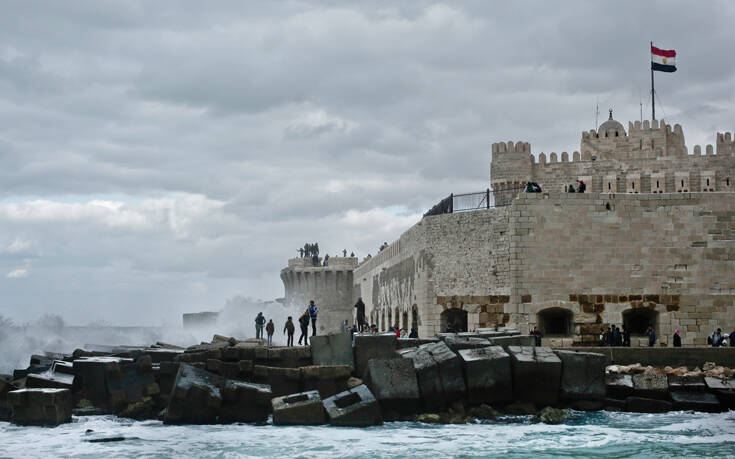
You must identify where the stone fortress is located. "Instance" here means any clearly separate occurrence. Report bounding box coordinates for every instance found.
[282,112,735,347]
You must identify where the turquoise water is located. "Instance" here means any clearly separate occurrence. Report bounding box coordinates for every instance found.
[1,411,734,458]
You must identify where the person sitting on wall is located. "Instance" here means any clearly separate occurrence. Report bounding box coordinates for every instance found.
[568,184,576,193]
[577,180,586,193]
[673,329,682,347]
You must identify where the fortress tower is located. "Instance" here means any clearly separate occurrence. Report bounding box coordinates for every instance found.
[280,257,358,335]
[489,140,533,205]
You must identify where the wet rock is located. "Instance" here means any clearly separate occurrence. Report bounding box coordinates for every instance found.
[164,363,271,424]
[257,366,301,397]
[310,333,354,371]
[554,350,605,401]
[632,373,669,400]
[603,397,626,410]
[503,401,536,415]
[535,406,569,424]
[363,358,420,416]
[488,335,535,350]
[458,346,512,405]
[416,413,442,424]
[704,377,735,409]
[625,396,672,413]
[258,347,313,369]
[119,396,157,420]
[442,335,492,353]
[354,333,398,379]
[301,365,351,399]
[605,374,634,398]
[508,346,561,406]
[8,388,72,426]
[347,377,363,389]
[323,384,382,427]
[670,391,721,412]
[399,347,444,411]
[0,376,17,422]
[467,403,501,420]
[25,361,74,390]
[271,390,325,425]
[667,375,706,392]
[423,342,466,403]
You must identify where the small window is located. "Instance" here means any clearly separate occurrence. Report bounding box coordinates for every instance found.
[615,131,619,137]
[681,180,684,187]
[727,178,730,187]
[608,182,611,190]
[706,178,710,186]
[656,180,659,188]
[632,182,635,189]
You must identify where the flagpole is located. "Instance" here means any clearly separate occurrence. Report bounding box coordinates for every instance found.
[650,41,656,121]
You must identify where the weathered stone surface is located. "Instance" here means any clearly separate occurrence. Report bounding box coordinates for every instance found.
[535,406,569,424]
[508,346,561,406]
[25,361,74,390]
[443,335,492,353]
[667,375,706,392]
[467,403,501,420]
[323,384,382,427]
[396,338,439,349]
[164,363,271,424]
[554,350,605,400]
[259,347,312,368]
[258,366,301,397]
[458,346,512,404]
[301,365,351,398]
[625,396,672,413]
[398,347,444,411]
[354,333,398,378]
[7,388,72,426]
[119,396,157,420]
[423,342,466,403]
[704,377,735,409]
[632,373,669,400]
[363,358,420,415]
[310,333,354,371]
[605,374,634,398]
[272,390,326,425]
[670,391,721,412]
[73,356,156,413]
[489,335,535,350]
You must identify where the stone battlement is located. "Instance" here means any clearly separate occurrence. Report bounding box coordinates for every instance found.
[287,257,358,270]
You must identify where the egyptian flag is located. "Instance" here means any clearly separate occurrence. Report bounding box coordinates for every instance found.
[651,45,676,72]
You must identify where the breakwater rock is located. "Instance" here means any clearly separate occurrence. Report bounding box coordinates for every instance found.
[2,331,734,427]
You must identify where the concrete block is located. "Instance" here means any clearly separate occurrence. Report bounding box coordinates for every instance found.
[260,366,301,397]
[165,363,224,424]
[354,333,398,378]
[632,373,669,400]
[605,374,634,398]
[7,388,72,426]
[554,351,605,400]
[323,385,382,426]
[458,346,512,404]
[301,365,351,398]
[508,346,561,406]
[398,347,444,411]
[310,333,354,371]
[443,335,492,353]
[423,341,466,403]
[25,361,74,390]
[489,335,535,350]
[667,375,706,392]
[670,391,721,412]
[364,359,420,415]
[704,377,735,409]
[219,380,272,424]
[272,390,325,425]
[625,396,672,413]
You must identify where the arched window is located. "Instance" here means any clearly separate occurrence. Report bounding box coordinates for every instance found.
[411,305,419,331]
[440,309,467,333]
[623,308,658,335]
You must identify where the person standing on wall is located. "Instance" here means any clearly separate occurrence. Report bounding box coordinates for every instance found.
[354,297,366,332]
[308,300,319,337]
[298,311,310,346]
[255,312,266,340]
[284,316,295,347]
[266,319,275,346]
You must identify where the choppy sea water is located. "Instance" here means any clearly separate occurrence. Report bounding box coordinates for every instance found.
[1,410,734,458]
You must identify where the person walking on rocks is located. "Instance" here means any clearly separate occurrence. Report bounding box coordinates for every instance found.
[354,297,366,332]
[673,329,682,347]
[255,312,266,339]
[298,311,310,345]
[266,319,275,346]
[308,300,319,337]
[530,326,543,346]
[284,316,295,347]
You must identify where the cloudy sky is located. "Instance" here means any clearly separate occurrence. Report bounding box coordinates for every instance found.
[1,1,733,326]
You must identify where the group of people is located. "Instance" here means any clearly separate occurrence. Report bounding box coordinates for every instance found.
[567,179,586,193]
[708,328,735,347]
[298,243,319,259]
[600,324,632,347]
[254,301,319,347]
[525,182,542,193]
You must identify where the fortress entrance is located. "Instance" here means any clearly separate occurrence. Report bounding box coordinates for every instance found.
[623,308,658,335]
[538,308,573,336]
[441,308,467,333]
[411,305,419,331]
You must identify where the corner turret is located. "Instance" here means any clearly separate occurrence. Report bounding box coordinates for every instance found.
[490,141,533,205]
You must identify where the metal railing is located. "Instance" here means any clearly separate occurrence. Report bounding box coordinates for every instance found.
[424,187,525,217]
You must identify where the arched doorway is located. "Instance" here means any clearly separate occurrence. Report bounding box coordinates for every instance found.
[394,307,400,329]
[380,309,386,331]
[402,311,409,331]
[537,307,573,336]
[440,308,467,333]
[387,309,392,330]
[411,305,419,330]
[623,308,658,335]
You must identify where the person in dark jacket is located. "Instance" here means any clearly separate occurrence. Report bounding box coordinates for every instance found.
[568,184,576,193]
[577,180,586,193]
[354,298,366,332]
[255,312,266,339]
[530,326,543,346]
[265,319,275,346]
[730,329,735,347]
[673,329,682,347]
[409,328,418,338]
[622,324,631,347]
[611,326,621,347]
[298,311,310,345]
[284,316,295,347]
[647,325,656,347]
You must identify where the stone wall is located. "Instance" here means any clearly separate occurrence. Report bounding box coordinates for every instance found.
[353,192,735,344]
[280,257,358,334]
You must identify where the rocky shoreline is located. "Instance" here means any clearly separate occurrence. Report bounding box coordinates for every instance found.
[1,329,734,427]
